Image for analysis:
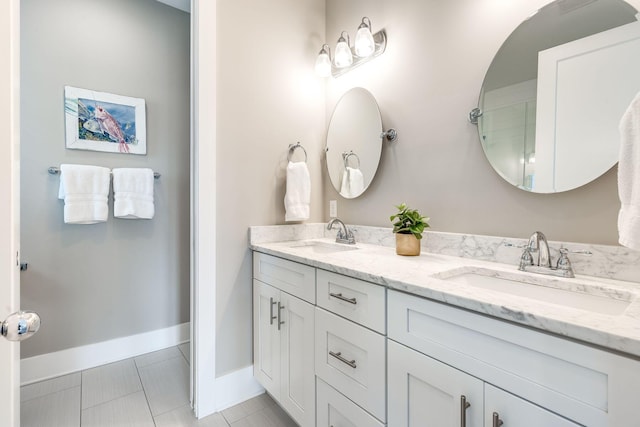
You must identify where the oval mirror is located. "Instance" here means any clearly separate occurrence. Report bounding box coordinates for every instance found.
[326,88,383,199]
[476,0,639,193]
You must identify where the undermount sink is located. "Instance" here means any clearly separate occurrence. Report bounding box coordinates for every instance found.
[288,240,359,254]
[436,267,632,316]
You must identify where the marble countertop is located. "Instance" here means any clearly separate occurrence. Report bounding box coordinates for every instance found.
[251,238,640,358]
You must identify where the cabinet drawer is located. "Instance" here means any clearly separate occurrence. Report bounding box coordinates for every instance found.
[316,269,385,333]
[317,378,384,427]
[253,252,316,303]
[315,308,386,422]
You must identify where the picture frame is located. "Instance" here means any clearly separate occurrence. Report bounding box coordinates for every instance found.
[64,86,147,155]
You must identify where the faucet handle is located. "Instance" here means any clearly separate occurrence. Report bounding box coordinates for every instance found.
[556,248,575,278]
[518,249,534,271]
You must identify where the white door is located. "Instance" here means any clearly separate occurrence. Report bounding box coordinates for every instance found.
[387,340,484,427]
[535,21,640,192]
[0,0,21,425]
[1,2,42,426]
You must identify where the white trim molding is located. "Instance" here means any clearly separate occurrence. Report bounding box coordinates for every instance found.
[191,0,217,419]
[21,323,190,385]
[215,366,264,412]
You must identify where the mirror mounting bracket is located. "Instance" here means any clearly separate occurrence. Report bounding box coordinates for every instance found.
[381,128,398,142]
[468,108,482,125]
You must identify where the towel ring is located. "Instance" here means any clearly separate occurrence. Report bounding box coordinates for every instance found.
[342,151,361,169]
[287,142,307,163]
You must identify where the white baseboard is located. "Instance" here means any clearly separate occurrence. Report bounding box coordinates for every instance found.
[214,366,265,413]
[21,322,190,385]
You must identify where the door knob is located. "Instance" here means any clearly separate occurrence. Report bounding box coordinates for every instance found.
[1,310,40,341]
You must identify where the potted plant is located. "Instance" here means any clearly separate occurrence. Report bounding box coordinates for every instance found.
[390,203,430,256]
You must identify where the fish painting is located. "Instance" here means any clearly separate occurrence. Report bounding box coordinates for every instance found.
[94,105,129,153]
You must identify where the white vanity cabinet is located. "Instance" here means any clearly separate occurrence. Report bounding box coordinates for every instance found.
[253,253,316,427]
[387,289,640,427]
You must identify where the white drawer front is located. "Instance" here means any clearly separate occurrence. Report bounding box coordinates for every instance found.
[316,378,384,427]
[253,252,316,303]
[316,269,385,334]
[315,308,386,422]
[387,290,640,427]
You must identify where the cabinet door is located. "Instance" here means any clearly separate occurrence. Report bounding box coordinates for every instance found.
[388,340,483,427]
[485,384,581,427]
[253,280,281,398]
[279,292,315,427]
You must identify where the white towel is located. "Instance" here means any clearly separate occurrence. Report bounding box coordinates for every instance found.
[112,168,155,219]
[284,161,310,221]
[58,164,110,224]
[340,169,350,197]
[339,167,365,198]
[619,92,640,250]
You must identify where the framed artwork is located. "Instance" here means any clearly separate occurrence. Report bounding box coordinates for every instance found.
[64,86,146,155]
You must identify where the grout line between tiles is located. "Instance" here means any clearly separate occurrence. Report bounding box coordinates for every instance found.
[133,353,158,426]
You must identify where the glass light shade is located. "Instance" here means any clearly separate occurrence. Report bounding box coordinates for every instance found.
[334,40,353,68]
[355,26,375,57]
[315,52,332,77]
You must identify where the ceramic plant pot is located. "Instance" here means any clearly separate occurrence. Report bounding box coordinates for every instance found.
[395,233,421,256]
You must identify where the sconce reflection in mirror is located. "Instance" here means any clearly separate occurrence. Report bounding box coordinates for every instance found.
[315,17,387,78]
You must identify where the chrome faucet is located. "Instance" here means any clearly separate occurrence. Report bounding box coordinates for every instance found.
[327,218,356,245]
[518,231,574,278]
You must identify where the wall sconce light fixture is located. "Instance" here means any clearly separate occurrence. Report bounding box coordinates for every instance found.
[334,31,354,68]
[316,17,387,78]
[315,44,332,77]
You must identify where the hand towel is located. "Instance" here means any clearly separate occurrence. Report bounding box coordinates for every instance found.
[284,161,310,222]
[112,168,155,219]
[339,167,364,198]
[58,164,110,224]
[347,167,365,197]
[340,168,351,197]
[619,91,640,250]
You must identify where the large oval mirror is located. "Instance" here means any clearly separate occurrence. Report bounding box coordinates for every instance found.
[477,0,640,193]
[326,88,383,199]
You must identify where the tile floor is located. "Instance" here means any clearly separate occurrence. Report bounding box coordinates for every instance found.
[20,343,297,427]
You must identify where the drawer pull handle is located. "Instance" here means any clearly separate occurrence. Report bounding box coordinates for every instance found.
[329,350,357,368]
[492,412,503,427]
[460,395,471,427]
[277,302,285,331]
[269,297,277,325]
[329,292,357,305]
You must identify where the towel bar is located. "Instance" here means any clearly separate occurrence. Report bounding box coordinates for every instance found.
[48,166,160,179]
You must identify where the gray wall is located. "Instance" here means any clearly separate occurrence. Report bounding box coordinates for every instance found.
[324,0,622,245]
[216,0,326,376]
[20,0,190,358]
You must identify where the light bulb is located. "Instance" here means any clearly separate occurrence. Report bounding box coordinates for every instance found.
[315,45,332,77]
[334,32,353,68]
[355,18,375,57]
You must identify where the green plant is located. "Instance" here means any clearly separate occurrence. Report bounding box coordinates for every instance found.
[390,203,430,240]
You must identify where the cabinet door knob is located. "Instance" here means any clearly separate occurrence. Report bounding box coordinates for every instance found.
[329,350,357,369]
[460,395,471,427]
[269,297,277,325]
[329,292,357,305]
[493,412,504,427]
